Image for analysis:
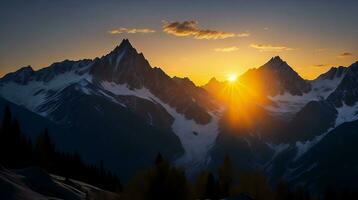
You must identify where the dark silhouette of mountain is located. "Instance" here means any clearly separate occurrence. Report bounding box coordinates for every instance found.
[239,56,311,96]
[271,100,337,143]
[315,66,347,80]
[90,39,214,124]
[289,119,358,192]
[202,77,226,95]
[328,61,358,106]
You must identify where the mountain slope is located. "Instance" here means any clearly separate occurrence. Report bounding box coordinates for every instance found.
[0,167,120,200]
[239,56,311,97]
[328,61,358,107]
[288,119,358,192]
[0,39,223,181]
[0,96,66,140]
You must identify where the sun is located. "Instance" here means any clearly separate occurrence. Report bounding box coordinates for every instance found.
[227,74,238,82]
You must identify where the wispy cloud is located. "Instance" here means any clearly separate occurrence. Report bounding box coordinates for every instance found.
[313,64,327,67]
[338,52,353,58]
[108,27,155,34]
[162,20,249,40]
[250,44,293,52]
[214,46,239,52]
[264,27,269,31]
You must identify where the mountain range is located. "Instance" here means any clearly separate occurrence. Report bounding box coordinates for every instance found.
[0,39,357,191]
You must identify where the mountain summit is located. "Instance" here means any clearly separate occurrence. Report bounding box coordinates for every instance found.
[239,56,311,96]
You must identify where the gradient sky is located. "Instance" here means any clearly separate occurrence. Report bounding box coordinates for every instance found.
[1,0,357,85]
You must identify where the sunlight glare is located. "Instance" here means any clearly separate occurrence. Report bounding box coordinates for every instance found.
[227,74,238,82]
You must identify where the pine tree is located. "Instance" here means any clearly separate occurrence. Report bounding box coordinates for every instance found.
[218,154,234,198]
[0,106,12,166]
[34,129,56,169]
[275,180,292,200]
[205,172,218,200]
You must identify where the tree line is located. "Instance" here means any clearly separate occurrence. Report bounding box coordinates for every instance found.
[0,106,122,192]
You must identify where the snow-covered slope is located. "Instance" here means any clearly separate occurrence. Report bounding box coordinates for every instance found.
[0,61,93,113]
[0,167,119,200]
[100,81,222,171]
[0,39,222,177]
[265,65,347,118]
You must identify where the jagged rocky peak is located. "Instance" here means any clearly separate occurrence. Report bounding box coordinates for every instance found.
[327,60,358,107]
[18,65,34,73]
[316,66,347,80]
[207,77,220,84]
[239,56,311,96]
[269,56,285,64]
[202,77,226,94]
[172,76,196,88]
[90,39,152,87]
[110,39,134,55]
[204,77,224,87]
[261,56,294,72]
[1,65,34,84]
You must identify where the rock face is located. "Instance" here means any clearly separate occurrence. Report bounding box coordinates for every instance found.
[315,66,347,80]
[328,61,358,106]
[90,39,214,124]
[239,56,311,96]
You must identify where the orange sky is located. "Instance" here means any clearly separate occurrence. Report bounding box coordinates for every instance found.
[1,36,356,86]
[1,1,357,86]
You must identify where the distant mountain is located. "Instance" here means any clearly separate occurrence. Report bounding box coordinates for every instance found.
[202,77,226,95]
[328,61,358,107]
[1,39,358,192]
[239,56,311,96]
[315,66,347,80]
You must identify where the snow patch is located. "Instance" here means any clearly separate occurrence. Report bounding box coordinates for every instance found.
[100,81,222,172]
[101,81,153,101]
[266,76,344,117]
[335,102,358,127]
[292,102,358,160]
[294,129,332,161]
[0,70,92,112]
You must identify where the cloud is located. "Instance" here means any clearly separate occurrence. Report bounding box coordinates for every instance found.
[313,64,326,67]
[108,27,155,34]
[214,46,239,52]
[264,27,269,31]
[339,52,353,58]
[250,44,293,52]
[162,20,249,40]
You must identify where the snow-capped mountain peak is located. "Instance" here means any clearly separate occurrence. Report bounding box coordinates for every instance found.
[1,65,34,84]
[239,56,311,96]
[315,66,347,81]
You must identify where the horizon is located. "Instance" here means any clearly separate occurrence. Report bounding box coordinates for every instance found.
[1,0,357,85]
[1,38,357,86]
